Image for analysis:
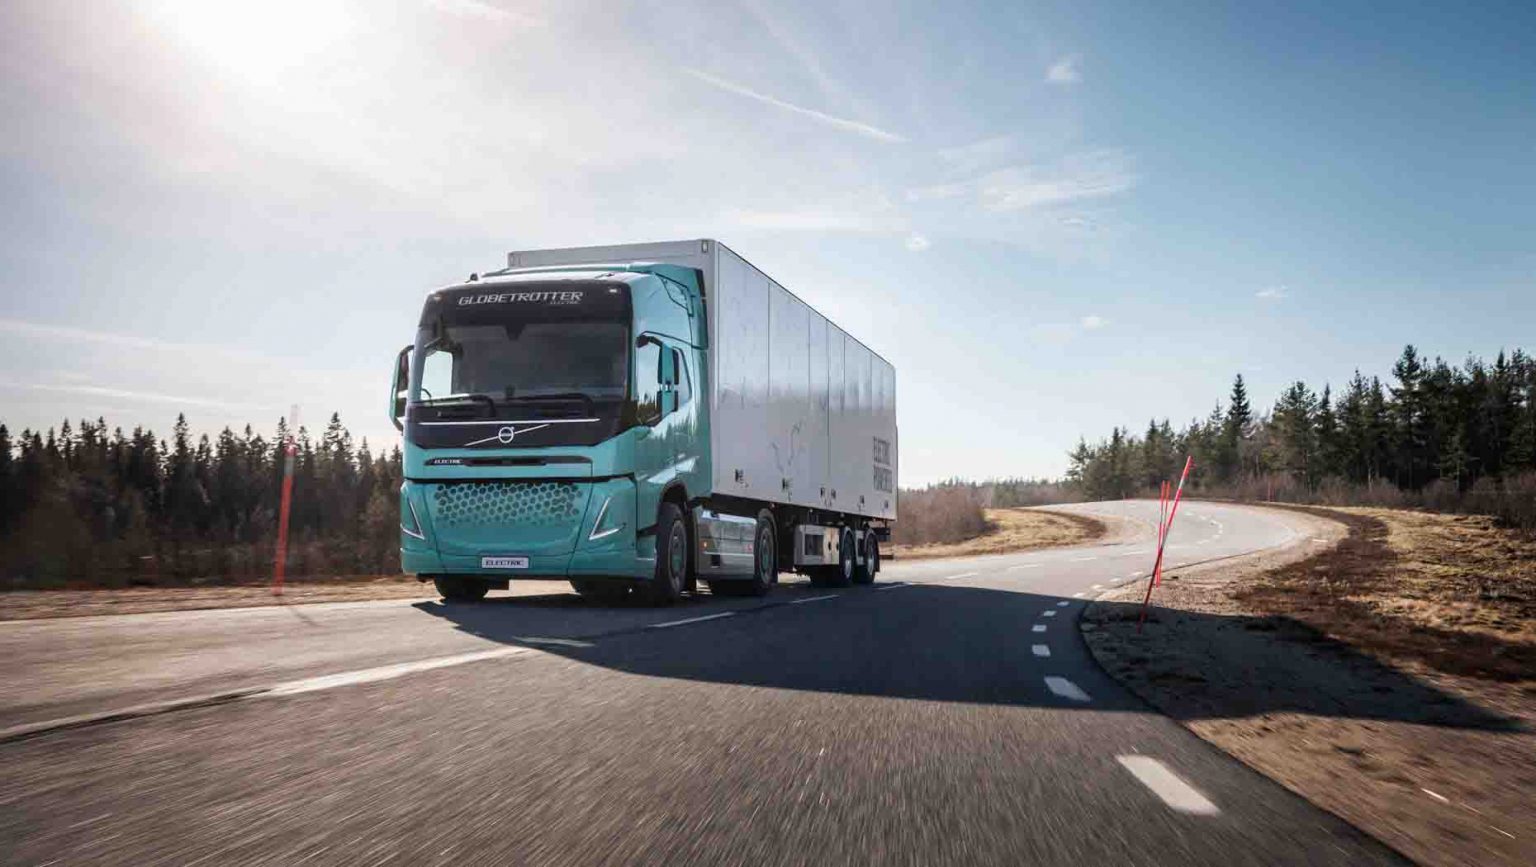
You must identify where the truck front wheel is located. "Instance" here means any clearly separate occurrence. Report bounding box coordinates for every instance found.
[434,576,489,603]
[642,502,688,606]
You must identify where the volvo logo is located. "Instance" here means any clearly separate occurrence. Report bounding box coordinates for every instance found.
[462,423,551,448]
[497,426,517,444]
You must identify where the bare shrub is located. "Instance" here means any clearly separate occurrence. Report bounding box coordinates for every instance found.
[894,484,989,546]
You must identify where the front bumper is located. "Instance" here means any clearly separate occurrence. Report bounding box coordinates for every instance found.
[400,477,654,579]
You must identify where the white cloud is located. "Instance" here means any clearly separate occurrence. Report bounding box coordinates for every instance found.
[0,381,269,413]
[937,134,1019,174]
[1080,315,1107,329]
[904,233,931,252]
[1255,286,1289,299]
[725,209,898,232]
[425,0,542,27]
[979,149,1135,211]
[1047,55,1081,84]
[904,182,969,202]
[680,67,905,143]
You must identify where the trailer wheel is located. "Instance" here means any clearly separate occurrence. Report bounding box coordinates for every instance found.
[853,532,879,584]
[642,502,688,605]
[434,576,489,603]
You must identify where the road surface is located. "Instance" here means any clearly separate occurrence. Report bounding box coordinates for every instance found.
[0,500,1405,866]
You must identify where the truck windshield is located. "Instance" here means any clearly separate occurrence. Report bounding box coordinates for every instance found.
[413,321,628,409]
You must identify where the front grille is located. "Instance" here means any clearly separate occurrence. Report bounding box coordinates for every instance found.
[431,481,582,529]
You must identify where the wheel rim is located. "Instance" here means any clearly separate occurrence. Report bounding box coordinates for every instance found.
[842,538,854,579]
[757,528,773,578]
[668,526,686,587]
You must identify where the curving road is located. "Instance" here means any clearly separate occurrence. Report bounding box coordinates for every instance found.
[0,501,1405,866]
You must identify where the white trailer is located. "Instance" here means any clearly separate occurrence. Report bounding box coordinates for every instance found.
[507,239,898,522]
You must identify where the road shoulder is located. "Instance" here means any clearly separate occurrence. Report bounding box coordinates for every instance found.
[1081,503,1534,867]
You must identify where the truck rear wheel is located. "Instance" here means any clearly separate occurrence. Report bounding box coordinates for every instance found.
[434,576,489,603]
[642,502,688,606]
[853,532,878,584]
[822,530,855,588]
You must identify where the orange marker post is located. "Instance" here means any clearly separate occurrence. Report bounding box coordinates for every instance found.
[272,407,299,596]
[1139,456,1193,631]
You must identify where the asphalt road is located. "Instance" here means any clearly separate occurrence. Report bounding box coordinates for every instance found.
[0,500,1406,866]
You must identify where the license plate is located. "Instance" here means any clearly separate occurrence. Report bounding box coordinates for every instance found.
[481,556,529,570]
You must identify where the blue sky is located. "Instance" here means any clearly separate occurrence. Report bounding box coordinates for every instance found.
[2,0,1532,484]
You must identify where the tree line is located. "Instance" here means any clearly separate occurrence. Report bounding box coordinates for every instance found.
[0,413,403,588]
[1066,346,1536,526]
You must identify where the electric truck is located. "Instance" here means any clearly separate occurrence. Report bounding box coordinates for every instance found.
[390,239,897,604]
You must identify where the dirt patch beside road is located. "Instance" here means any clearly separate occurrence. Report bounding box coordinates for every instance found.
[890,507,1105,560]
[0,576,438,621]
[1082,505,1534,867]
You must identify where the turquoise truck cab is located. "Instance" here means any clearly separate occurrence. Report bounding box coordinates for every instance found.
[391,264,708,603]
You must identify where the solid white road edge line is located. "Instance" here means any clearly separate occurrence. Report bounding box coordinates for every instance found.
[945,572,979,580]
[791,594,837,604]
[1071,556,1098,562]
[1116,756,1221,816]
[265,647,534,697]
[647,612,737,629]
[1044,676,1090,702]
[1009,564,1041,571]
[1032,645,1051,657]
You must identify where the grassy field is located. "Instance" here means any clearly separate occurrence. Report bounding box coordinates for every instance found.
[889,507,1104,560]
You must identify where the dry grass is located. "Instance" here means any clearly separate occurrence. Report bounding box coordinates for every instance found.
[1235,506,1536,682]
[0,575,439,621]
[1083,506,1536,867]
[890,508,1104,560]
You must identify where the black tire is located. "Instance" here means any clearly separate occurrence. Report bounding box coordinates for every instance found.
[642,502,688,605]
[742,511,777,597]
[571,579,630,604]
[853,531,878,585]
[825,529,855,588]
[434,576,489,602]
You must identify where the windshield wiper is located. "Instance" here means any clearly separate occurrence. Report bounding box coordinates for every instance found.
[503,392,597,416]
[419,394,496,418]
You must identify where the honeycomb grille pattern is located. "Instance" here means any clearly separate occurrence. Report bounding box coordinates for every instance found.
[431,482,581,529]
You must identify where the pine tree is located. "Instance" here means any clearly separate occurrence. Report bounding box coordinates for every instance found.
[1315,385,1342,480]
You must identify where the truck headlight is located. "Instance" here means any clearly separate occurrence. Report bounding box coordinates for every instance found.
[401,483,426,540]
[588,495,626,541]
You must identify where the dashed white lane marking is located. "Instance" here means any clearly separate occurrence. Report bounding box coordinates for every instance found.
[1044,676,1090,702]
[1312,537,1328,543]
[1116,756,1221,815]
[1072,592,1086,598]
[1032,645,1051,657]
[945,572,979,581]
[1421,788,1450,804]
[1009,564,1041,571]
[1127,571,1142,578]
[265,647,534,697]
[791,594,837,604]
[1043,610,1057,618]
[648,612,737,629]
[1071,556,1098,562]
[1032,624,1048,633]
[876,582,909,591]
[1056,601,1070,607]
[1117,551,1145,558]
[1092,584,1105,590]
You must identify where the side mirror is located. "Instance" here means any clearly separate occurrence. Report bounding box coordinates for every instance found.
[658,345,677,385]
[390,345,411,431]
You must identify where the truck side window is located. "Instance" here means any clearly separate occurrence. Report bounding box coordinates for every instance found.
[635,342,661,423]
[673,349,692,407]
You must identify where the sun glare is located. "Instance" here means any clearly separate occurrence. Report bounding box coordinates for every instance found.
[142,0,356,84]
